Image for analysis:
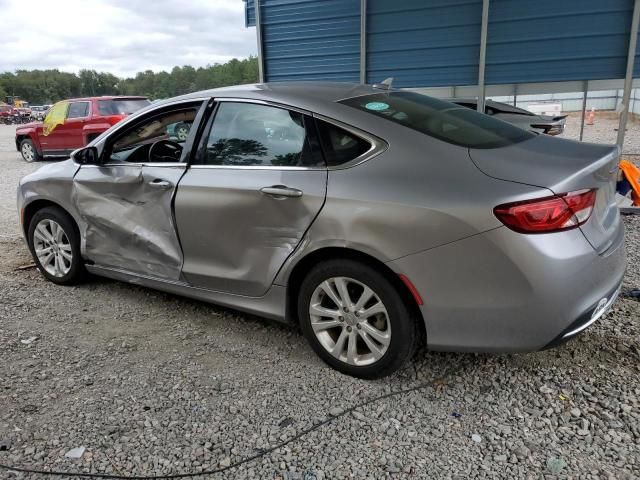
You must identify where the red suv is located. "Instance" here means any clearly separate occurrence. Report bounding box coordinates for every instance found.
[16,96,150,162]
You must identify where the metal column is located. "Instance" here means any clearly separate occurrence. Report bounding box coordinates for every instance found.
[617,0,640,148]
[477,0,490,112]
[360,0,367,84]
[255,0,265,83]
[579,80,588,142]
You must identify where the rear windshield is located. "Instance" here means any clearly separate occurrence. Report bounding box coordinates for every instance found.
[340,91,534,149]
[98,99,150,115]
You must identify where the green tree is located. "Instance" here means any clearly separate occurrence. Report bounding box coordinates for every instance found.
[0,57,259,104]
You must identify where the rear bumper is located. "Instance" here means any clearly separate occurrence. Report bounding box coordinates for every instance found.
[541,281,621,349]
[387,223,626,352]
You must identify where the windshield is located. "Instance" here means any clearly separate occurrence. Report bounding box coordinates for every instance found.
[98,99,150,116]
[340,91,534,149]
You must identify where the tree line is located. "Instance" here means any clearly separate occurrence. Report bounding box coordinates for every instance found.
[0,57,259,105]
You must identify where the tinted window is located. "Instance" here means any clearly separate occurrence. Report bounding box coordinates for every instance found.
[67,102,90,119]
[197,102,322,167]
[315,120,371,166]
[98,99,150,115]
[340,92,534,149]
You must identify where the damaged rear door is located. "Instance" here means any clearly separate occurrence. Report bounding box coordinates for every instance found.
[174,99,327,297]
[72,101,205,280]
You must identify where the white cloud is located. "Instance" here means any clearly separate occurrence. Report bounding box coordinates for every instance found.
[0,0,257,77]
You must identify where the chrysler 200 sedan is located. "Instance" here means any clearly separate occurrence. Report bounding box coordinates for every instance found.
[17,83,626,378]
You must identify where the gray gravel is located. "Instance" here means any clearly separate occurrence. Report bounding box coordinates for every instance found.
[559,112,640,155]
[0,124,639,479]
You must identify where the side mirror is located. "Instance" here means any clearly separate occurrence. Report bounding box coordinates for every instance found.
[72,146,101,165]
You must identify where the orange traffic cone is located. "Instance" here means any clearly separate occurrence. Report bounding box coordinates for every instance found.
[586,107,595,125]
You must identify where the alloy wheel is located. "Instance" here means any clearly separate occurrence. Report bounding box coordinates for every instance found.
[176,126,189,141]
[21,142,34,162]
[33,219,72,277]
[309,276,391,366]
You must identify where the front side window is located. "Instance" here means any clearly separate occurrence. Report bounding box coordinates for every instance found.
[106,104,200,164]
[340,91,534,149]
[197,102,322,167]
[67,102,90,119]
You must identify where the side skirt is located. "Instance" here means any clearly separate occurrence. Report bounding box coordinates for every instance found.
[42,149,75,158]
[86,265,288,322]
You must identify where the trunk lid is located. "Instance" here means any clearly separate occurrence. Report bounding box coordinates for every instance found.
[469,135,621,254]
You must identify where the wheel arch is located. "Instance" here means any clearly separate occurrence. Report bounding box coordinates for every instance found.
[16,133,41,154]
[284,246,425,338]
[22,199,80,241]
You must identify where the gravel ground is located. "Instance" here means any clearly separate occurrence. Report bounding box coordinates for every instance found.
[0,123,639,479]
[560,112,640,155]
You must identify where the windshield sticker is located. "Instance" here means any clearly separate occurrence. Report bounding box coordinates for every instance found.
[365,101,390,111]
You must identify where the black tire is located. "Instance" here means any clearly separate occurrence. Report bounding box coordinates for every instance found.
[20,138,42,163]
[27,206,86,285]
[298,259,418,379]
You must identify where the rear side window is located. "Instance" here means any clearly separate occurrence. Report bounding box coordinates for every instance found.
[196,102,323,167]
[340,92,534,149]
[315,120,371,167]
[67,102,90,119]
[98,99,150,115]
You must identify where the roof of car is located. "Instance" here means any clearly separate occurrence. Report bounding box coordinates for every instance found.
[59,95,149,103]
[160,82,389,112]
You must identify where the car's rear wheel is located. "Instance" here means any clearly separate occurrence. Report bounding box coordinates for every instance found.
[298,259,418,379]
[20,139,41,163]
[27,207,86,285]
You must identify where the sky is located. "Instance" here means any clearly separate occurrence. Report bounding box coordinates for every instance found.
[0,0,257,78]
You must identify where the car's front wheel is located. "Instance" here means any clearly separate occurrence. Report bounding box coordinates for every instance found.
[298,259,418,379]
[27,207,86,285]
[20,139,41,163]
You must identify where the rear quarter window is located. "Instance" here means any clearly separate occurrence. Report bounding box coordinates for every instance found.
[340,92,534,149]
[315,119,371,167]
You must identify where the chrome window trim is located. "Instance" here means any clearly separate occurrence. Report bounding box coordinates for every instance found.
[189,164,324,171]
[214,97,311,116]
[80,162,187,168]
[312,113,388,170]
[194,97,387,171]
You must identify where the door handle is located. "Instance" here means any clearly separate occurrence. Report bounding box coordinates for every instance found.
[260,186,303,198]
[149,179,172,188]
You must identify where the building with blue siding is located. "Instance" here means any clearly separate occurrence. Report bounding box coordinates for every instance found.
[245,0,640,146]
[245,0,639,87]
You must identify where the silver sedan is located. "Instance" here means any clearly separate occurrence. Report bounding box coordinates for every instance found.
[17,83,626,378]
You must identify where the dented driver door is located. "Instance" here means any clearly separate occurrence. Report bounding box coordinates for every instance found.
[72,163,186,280]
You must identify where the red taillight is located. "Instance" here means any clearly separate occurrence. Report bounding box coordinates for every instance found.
[494,189,596,234]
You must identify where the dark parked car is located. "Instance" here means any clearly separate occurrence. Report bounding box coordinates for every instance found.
[17,83,624,378]
[450,98,567,135]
